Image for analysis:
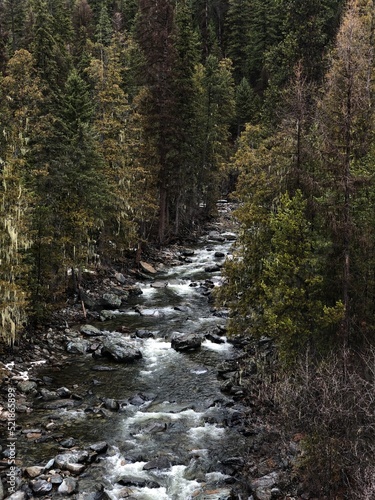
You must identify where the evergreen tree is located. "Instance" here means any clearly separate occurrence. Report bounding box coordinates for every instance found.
[0,50,42,342]
[316,0,374,346]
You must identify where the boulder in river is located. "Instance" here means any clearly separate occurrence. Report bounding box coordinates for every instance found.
[171,333,203,351]
[58,477,77,495]
[204,264,221,273]
[140,261,157,274]
[89,441,108,454]
[31,479,53,495]
[80,325,103,337]
[101,337,142,362]
[101,292,122,309]
[143,456,172,470]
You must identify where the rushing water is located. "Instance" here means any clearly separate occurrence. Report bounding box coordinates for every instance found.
[14,225,250,499]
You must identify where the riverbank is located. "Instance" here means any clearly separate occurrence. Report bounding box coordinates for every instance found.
[0,201,307,500]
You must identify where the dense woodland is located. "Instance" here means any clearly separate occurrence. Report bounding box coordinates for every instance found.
[1,0,375,496]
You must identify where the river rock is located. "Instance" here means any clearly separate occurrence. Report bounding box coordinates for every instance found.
[66,340,89,355]
[31,479,53,494]
[80,325,103,336]
[204,264,221,273]
[134,329,156,339]
[250,472,280,500]
[41,399,77,410]
[208,231,225,242]
[55,450,89,472]
[143,456,172,470]
[6,493,26,500]
[58,477,77,495]
[171,333,203,352]
[193,487,233,499]
[114,272,126,284]
[39,388,58,401]
[140,261,157,274]
[89,442,108,454]
[101,337,142,362]
[99,310,119,321]
[56,387,72,398]
[205,332,226,344]
[214,251,225,258]
[126,285,143,296]
[25,466,44,478]
[101,293,122,309]
[60,437,77,448]
[222,232,237,241]
[103,398,119,411]
[17,381,38,393]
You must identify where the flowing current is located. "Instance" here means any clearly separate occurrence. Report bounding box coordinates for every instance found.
[16,214,250,499]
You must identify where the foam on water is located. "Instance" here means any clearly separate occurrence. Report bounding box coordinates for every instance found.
[202,339,232,352]
[188,423,226,442]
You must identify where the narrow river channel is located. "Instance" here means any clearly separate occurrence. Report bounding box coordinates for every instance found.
[13,208,251,499]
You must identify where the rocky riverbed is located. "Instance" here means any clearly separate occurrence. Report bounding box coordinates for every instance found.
[0,202,307,500]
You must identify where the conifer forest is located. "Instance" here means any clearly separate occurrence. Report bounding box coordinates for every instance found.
[1,0,375,498]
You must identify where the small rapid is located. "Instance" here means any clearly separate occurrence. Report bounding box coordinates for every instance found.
[13,206,250,499]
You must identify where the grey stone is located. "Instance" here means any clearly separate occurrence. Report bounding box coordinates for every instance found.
[114,272,126,284]
[56,387,72,398]
[143,456,172,470]
[101,293,122,309]
[103,398,119,411]
[25,466,44,478]
[58,477,77,495]
[89,442,108,454]
[5,493,26,500]
[66,340,89,355]
[31,479,53,494]
[17,381,37,393]
[39,388,58,401]
[80,325,103,337]
[171,333,203,352]
[204,264,221,273]
[250,472,279,500]
[135,329,156,339]
[101,337,142,363]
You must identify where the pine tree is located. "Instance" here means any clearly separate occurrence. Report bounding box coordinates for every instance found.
[0,50,42,342]
[316,0,374,346]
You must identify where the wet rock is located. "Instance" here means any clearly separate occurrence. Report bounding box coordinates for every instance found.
[126,285,143,296]
[56,387,72,398]
[151,281,167,288]
[39,388,58,401]
[143,456,172,470]
[222,232,237,241]
[41,399,77,410]
[99,310,119,321]
[58,477,77,495]
[101,293,122,309]
[193,487,233,499]
[214,251,225,258]
[6,493,26,500]
[66,340,89,355]
[60,437,77,448]
[119,479,160,488]
[134,329,155,339]
[204,264,221,273]
[101,337,142,363]
[205,332,226,344]
[80,325,103,337]
[31,479,53,495]
[140,261,157,274]
[103,398,119,411]
[171,333,203,352]
[208,231,226,242]
[128,393,149,406]
[54,450,89,472]
[25,466,44,478]
[181,249,195,256]
[250,472,279,500]
[221,457,245,467]
[49,474,63,484]
[114,272,126,284]
[17,381,38,393]
[89,442,108,454]
[44,458,55,470]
